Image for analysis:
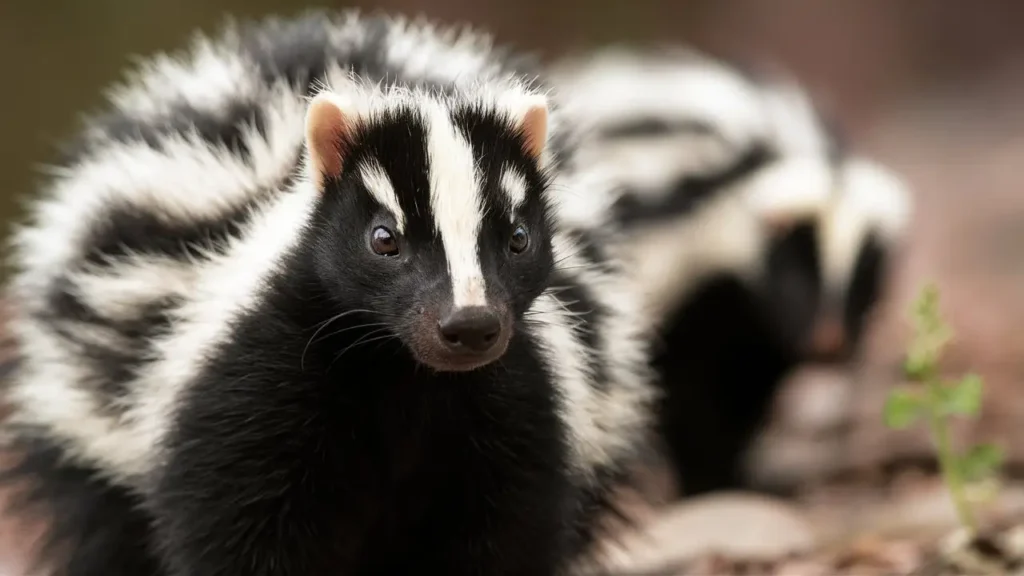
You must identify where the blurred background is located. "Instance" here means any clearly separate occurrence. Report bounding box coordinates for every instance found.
[1,0,1023,571]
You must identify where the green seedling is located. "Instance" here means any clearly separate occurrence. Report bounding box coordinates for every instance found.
[883,283,1004,535]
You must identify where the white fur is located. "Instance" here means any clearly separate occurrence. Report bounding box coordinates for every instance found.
[528,230,655,478]
[7,82,309,482]
[757,78,832,157]
[744,156,835,224]
[127,183,318,480]
[819,157,913,292]
[384,16,505,87]
[70,255,199,323]
[359,160,407,233]
[10,82,306,311]
[550,47,770,151]
[9,183,318,481]
[101,30,261,132]
[423,100,488,309]
[623,185,765,324]
[500,168,529,216]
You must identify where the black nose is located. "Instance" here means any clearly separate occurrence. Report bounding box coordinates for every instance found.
[438,306,502,353]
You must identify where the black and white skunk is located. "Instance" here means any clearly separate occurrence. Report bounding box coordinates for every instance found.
[548,46,912,497]
[0,12,656,575]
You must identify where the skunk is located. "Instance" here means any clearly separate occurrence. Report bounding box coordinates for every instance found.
[0,12,655,575]
[548,46,912,497]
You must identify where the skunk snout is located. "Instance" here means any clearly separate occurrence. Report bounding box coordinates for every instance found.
[438,306,502,353]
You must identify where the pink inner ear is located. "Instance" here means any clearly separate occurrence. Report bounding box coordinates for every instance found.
[306,96,352,189]
[519,104,548,160]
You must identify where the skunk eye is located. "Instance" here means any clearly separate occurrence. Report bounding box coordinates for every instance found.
[370,226,400,256]
[509,225,529,254]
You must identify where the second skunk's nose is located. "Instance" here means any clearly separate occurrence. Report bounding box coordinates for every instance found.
[438,306,501,353]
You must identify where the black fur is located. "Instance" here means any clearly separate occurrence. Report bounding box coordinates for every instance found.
[610,143,774,228]
[654,274,793,495]
[597,116,715,141]
[655,207,889,496]
[1,435,163,576]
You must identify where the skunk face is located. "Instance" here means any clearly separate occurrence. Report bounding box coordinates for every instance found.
[757,157,911,365]
[304,92,556,372]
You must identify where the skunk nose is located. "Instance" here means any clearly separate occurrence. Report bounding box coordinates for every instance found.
[808,317,848,360]
[438,306,502,353]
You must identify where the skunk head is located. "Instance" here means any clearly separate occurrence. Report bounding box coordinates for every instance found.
[812,157,912,361]
[301,81,556,372]
[751,156,912,363]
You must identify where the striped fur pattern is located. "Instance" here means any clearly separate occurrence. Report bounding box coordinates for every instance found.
[2,12,655,575]
[548,46,912,496]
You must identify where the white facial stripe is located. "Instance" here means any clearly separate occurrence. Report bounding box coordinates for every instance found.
[500,168,528,217]
[820,195,866,293]
[744,157,834,223]
[359,160,407,233]
[819,157,912,293]
[424,102,487,308]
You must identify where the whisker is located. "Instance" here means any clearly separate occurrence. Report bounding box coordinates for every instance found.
[301,310,387,371]
[310,322,390,346]
[553,264,597,272]
[331,327,392,361]
[328,333,399,370]
[306,309,374,332]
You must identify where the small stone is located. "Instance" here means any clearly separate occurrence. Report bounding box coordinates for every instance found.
[597,491,817,574]
[774,366,854,434]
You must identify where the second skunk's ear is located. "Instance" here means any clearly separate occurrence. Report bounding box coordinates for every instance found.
[514,94,549,161]
[305,91,357,191]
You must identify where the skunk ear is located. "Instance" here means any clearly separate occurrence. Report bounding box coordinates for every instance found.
[305,91,358,191]
[511,94,549,161]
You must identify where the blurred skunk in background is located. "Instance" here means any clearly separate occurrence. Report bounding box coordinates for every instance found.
[548,45,913,498]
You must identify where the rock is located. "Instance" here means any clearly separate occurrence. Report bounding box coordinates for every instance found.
[595,491,817,574]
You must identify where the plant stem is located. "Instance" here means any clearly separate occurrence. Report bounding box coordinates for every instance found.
[926,378,977,534]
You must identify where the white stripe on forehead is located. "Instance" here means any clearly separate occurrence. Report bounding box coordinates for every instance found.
[500,168,528,217]
[819,158,912,292]
[423,100,487,308]
[358,160,407,233]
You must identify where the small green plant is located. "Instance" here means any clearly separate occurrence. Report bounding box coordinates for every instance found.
[883,282,1004,535]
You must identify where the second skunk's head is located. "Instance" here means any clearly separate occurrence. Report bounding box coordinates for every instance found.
[751,156,912,363]
[301,82,556,372]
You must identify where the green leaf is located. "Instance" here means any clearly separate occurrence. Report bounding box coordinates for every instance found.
[911,283,942,331]
[960,443,1005,483]
[939,374,984,417]
[884,388,925,429]
[904,354,931,381]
